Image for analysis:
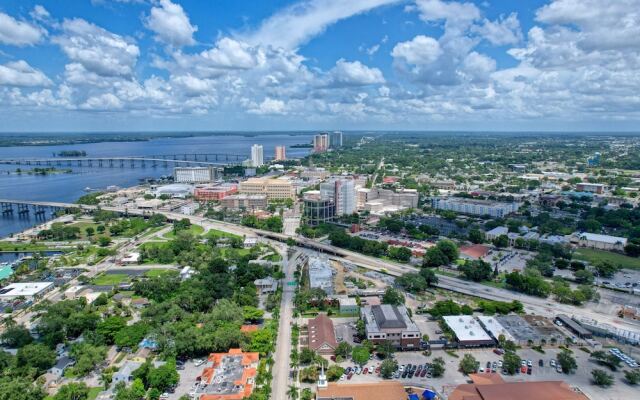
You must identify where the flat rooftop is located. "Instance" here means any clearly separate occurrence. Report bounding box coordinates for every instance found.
[0,282,53,297]
[477,316,516,342]
[495,315,544,342]
[443,315,493,343]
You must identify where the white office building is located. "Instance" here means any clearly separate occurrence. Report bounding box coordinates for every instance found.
[320,178,356,216]
[174,167,218,183]
[251,144,264,167]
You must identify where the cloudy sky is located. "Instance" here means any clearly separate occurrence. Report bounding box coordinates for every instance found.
[1,0,639,132]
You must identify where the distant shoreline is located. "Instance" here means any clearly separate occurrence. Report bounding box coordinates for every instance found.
[0,131,315,148]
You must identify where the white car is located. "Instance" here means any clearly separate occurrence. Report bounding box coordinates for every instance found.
[550,360,556,367]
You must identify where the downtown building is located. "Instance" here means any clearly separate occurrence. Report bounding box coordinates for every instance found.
[173,166,220,183]
[320,178,356,216]
[303,190,335,226]
[250,144,264,167]
[329,131,343,148]
[274,145,286,161]
[313,133,329,153]
[431,197,520,218]
[239,177,295,200]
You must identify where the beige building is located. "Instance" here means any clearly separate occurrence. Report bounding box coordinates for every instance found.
[239,177,294,200]
[221,194,268,209]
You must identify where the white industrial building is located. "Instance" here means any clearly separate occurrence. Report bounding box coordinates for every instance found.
[0,282,54,300]
[571,232,628,251]
[308,255,334,295]
[442,315,495,347]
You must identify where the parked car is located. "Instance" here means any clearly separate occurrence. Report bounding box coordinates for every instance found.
[538,359,544,367]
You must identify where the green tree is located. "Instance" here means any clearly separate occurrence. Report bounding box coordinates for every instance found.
[381,287,404,305]
[591,369,614,387]
[557,349,577,374]
[85,227,95,237]
[335,342,352,359]
[423,247,449,268]
[437,240,459,261]
[0,379,46,400]
[352,345,370,366]
[388,246,412,262]
[574,270,594,284]
[53,382,89,400]
[493,235,509,248]
[16,343,56,374]
[419,267,439,287]
[396,273,427,293]
[594,261,618,278]
[97,236,111,247]
[468,229,484,244]
[380,358,398,379]
[431,357,445,377]
[502,352,521,375]
[69,343,107,377]
[326,365,344,381]
[0,323,33,348]
[624,369,640,385]
[96,316,127,345]
[375,340,395,359]
[458,259,493,282]
[459,354,478,374]
[300,388,313,400]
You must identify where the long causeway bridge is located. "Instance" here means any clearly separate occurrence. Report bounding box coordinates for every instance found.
[0,153,253,168]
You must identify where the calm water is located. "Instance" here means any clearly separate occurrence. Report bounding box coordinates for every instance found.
[0,133,312,238]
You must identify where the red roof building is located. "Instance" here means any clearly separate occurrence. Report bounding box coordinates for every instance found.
[195,349,259,400]
[459,244,490,260]
[307,314,338,355]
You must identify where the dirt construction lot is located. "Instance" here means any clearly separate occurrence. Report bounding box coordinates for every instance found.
[337,346,639,400]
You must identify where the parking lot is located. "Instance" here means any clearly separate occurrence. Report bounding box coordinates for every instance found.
[483,249,533,274]
[334,346,640,400]
[169,359,204,400]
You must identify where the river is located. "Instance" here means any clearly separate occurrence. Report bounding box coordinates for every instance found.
[0,133,312,238]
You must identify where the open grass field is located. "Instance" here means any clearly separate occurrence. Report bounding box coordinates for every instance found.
[204,227,241,239]
[162,224,204,239]
[574,248,640,270]
[92,273,129,286]
[145,269,175,278]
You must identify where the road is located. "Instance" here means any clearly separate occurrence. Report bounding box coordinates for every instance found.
[271,245,295,400]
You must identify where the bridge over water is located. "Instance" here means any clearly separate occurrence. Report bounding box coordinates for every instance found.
[0,153,259,168]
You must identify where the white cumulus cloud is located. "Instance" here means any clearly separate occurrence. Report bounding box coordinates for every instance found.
[145,0,198,47]
[0,12,45,46]
[0,61,52,87]
[54,18,140,78]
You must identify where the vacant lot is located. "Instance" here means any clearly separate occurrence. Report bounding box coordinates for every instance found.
[574,248,640,270]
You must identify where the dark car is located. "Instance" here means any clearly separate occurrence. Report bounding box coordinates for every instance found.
[527,367,532,375]
[486,361,491,369]
[538,359,544,367]
[402,370,408,379]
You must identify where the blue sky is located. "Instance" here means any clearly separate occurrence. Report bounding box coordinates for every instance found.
[0,0,639,132]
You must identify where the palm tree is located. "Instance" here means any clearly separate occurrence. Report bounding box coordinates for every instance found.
[287,385,299,400]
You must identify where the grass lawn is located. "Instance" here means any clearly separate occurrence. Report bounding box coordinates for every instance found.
[574,248,640,270]
[87,387,102,400]
[204,228,241,239]
[145,269,175,278]
[0,241,65,252]
[163,224,204,239]
[92,273,129,286]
